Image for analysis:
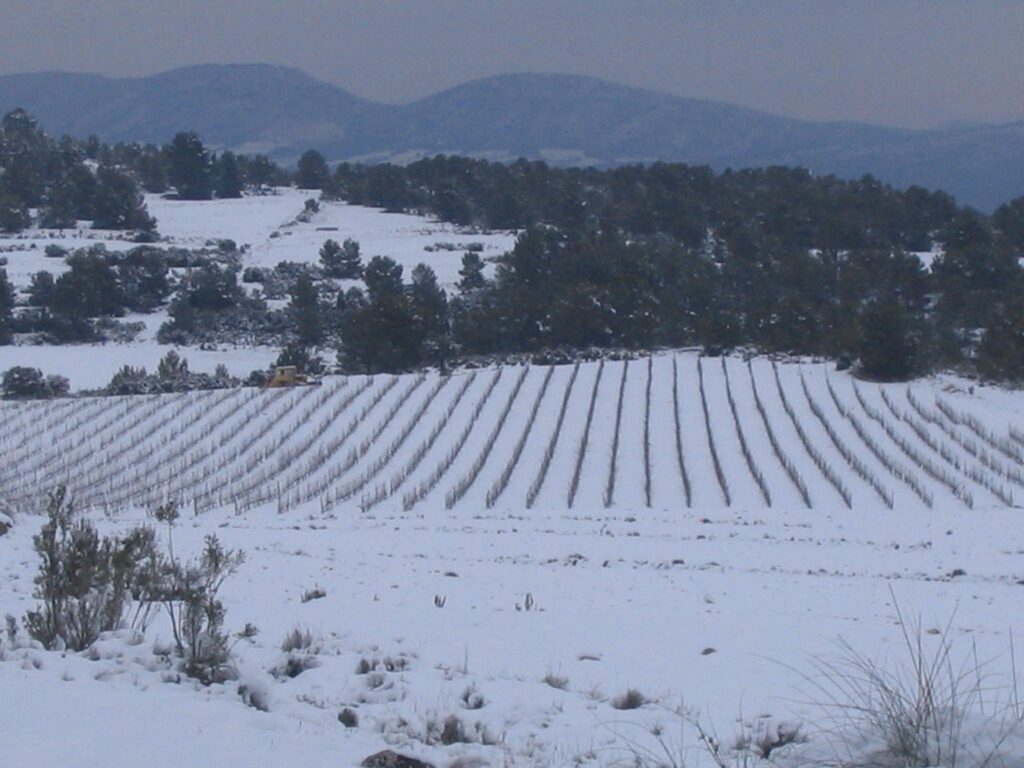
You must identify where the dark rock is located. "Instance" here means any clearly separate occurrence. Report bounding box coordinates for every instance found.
[361,750,436,768]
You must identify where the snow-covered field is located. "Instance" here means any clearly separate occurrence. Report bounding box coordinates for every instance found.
[3,354,1024,767]
[0,189,516,389]
[2,193,1023,766]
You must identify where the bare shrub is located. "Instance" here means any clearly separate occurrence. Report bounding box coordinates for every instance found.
[151,502,246,684]
[338,707,359,728]
[300,586,326,603]
[611,688,647,710]
[804,601,1021,768]
[543,671,569,690]
[280,626,314,653]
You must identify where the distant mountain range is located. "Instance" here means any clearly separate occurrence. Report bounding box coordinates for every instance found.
[0,63,1020,211]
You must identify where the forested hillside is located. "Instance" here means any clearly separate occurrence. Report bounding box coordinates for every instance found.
[2,111,1024,385]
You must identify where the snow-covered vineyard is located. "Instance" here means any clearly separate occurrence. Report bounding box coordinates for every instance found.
[2,353,1021,516]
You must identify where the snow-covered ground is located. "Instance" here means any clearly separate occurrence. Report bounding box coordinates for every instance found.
[2,194,1023,766]
[2,354,1024,767]
[0,189,516,389]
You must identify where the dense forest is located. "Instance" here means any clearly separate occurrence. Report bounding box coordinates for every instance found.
[2,110,1024,386]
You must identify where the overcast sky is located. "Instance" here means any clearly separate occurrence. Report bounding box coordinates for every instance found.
[1,0,1021,129]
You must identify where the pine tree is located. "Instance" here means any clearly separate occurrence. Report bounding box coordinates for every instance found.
[165,132,213,200]
[216,151,243,199]
[855,300,919,381]
[0,190,30,233]
[92,167,156,233]
[296,150,329,190]
[320,238,363,279]
[289,274,322,345]
[0,268,15,344]
[340,257,418,373]
[410,264,449,367]
[457,251,486,292]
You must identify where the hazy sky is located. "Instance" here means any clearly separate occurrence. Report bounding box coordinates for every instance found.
[1,0,1022,129]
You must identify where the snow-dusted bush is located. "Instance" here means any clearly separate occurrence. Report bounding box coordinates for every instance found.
[23,487,160,651]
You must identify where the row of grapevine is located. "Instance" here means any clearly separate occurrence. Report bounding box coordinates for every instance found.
[603,360,630,508]
[771,363,851,508]
[444,366,530,509]
[696,356,730,506]
[880,389,1011,506]
[720,358,771,506]
[486,366,555,508]
[671,356,692,507]
[852,383,973,508]
[936,398,1023,463]
[4,356,1023,515]
[906,389,1024,491]
[745,361,810,507]
[798,373,892,508]
[402,369,504,511]
[325,375,449,511]
[825,377,933,507]
[567,360,605,509]
[526,363,580,509]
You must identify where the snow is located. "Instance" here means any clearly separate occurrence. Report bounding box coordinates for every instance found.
[0,189,517,391]
[2,193,1024,765]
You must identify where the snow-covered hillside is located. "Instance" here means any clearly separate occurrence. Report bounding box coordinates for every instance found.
[2,355,1024,767]
[0,189,516,389]
[2,193,1024,767]
[0,354,1017,517]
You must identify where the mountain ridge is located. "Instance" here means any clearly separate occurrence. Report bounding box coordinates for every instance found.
[0,63,1020,210]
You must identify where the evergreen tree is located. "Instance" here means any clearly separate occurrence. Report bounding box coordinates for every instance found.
[289,274,322,345]
[0,109,50,206]
[340,257,418,373]
[0,268,15,344]
[855,300,920,381]
[296,150,329,190]
[49,249,126,320]
[165,132,213,200]
[27,271,55,308]
[64,163,98,220]
[38,181,78,229]
[216,151,243,199]
[92,166,156,233]
[320,238,362,279]
[157,350,189,390]
[409,264,449,365]
[243,154,276,192]
[116,247,171,311]
[0,190,30,232]
[977,288,1024,381]
[457,251,487,292]
[136,146,169,193]
[2,366,58,399]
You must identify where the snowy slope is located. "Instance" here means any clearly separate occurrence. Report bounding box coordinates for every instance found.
[0,353,1019,518]
[0,190,516,390]
[3,353,1024,766]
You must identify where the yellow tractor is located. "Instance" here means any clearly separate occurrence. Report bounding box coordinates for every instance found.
[263,365,320,389]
